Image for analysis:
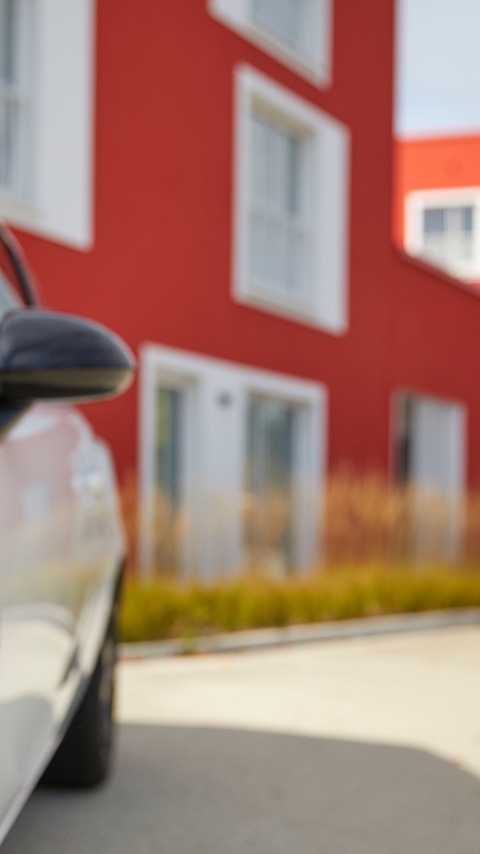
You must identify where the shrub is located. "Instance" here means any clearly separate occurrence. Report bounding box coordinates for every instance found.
[119,565,480,643]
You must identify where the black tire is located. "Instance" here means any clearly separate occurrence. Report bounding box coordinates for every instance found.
[41,615,117,788]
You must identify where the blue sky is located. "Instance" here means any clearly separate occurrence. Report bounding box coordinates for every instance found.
[395,0,480,137]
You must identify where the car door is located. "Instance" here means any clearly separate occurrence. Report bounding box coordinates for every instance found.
[0,404,87,806]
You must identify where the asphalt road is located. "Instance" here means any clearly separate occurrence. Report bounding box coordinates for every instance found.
[4,627,480,853]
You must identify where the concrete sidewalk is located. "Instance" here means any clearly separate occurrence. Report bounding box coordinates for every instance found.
[118,624,480,778]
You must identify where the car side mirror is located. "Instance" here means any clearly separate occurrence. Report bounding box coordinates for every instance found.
[0,309,135,403]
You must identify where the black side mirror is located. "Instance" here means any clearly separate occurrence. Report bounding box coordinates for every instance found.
[0,309,135,403]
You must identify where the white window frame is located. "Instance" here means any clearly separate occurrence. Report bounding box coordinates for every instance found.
[233,65,350,334]
[404,187,480,284]
[0,0,96,249]
[140,343,326,578]
[208,0,332,87]
[0,0,35,201]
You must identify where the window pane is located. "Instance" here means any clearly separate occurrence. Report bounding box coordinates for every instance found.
[395,393,464,561]
[251,0,313,56]
[423,208,445,234]
[0,0,16,85]
[462,206,473,233]
[288,134,303,215]
[249,110,311,299]
[422,205,475,269]
[153,387,183,572]
[0,0,32,198]
[245,396,295,571]
[395,395,413,486]
[155,387,183,505]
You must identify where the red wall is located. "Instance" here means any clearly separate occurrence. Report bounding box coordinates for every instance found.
[11,0,480,489]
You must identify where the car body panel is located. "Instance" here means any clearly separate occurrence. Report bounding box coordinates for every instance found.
[0,402,125,839]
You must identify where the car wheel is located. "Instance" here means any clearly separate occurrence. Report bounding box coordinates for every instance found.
[41,615,117,788]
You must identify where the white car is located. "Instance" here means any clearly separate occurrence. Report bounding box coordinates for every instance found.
[0,225,135,845]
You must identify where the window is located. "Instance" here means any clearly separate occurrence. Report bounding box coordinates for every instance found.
[0,0,95,249]
[234,65,350,333]
[140,344,325,577]
[394,392,466,559]
[0,0,33,198]
[208,0,332,85]
[405,189,480,284]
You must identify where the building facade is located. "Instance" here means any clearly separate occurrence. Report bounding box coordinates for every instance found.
[2,0,480,574]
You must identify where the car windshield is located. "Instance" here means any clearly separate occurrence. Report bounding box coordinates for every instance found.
[0,231,26,323]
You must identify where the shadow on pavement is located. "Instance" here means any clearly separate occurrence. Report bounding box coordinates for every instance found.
[3,724,480,854]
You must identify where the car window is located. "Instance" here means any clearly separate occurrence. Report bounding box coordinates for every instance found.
[0,236,24,322]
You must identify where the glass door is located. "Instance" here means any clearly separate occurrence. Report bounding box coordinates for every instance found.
[245,396,295,572]
[395,393,465,560]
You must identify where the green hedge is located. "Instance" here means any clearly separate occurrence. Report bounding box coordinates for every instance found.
[118,566,480,644]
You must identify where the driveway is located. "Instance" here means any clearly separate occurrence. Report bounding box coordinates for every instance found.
[3,626,480,853]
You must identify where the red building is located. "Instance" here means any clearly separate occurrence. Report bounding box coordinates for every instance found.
[2,0,480,573]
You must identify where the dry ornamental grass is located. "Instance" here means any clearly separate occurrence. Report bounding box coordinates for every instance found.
[118,470,480,643]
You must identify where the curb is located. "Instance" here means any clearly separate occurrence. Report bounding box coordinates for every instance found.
[119,606,480,660]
